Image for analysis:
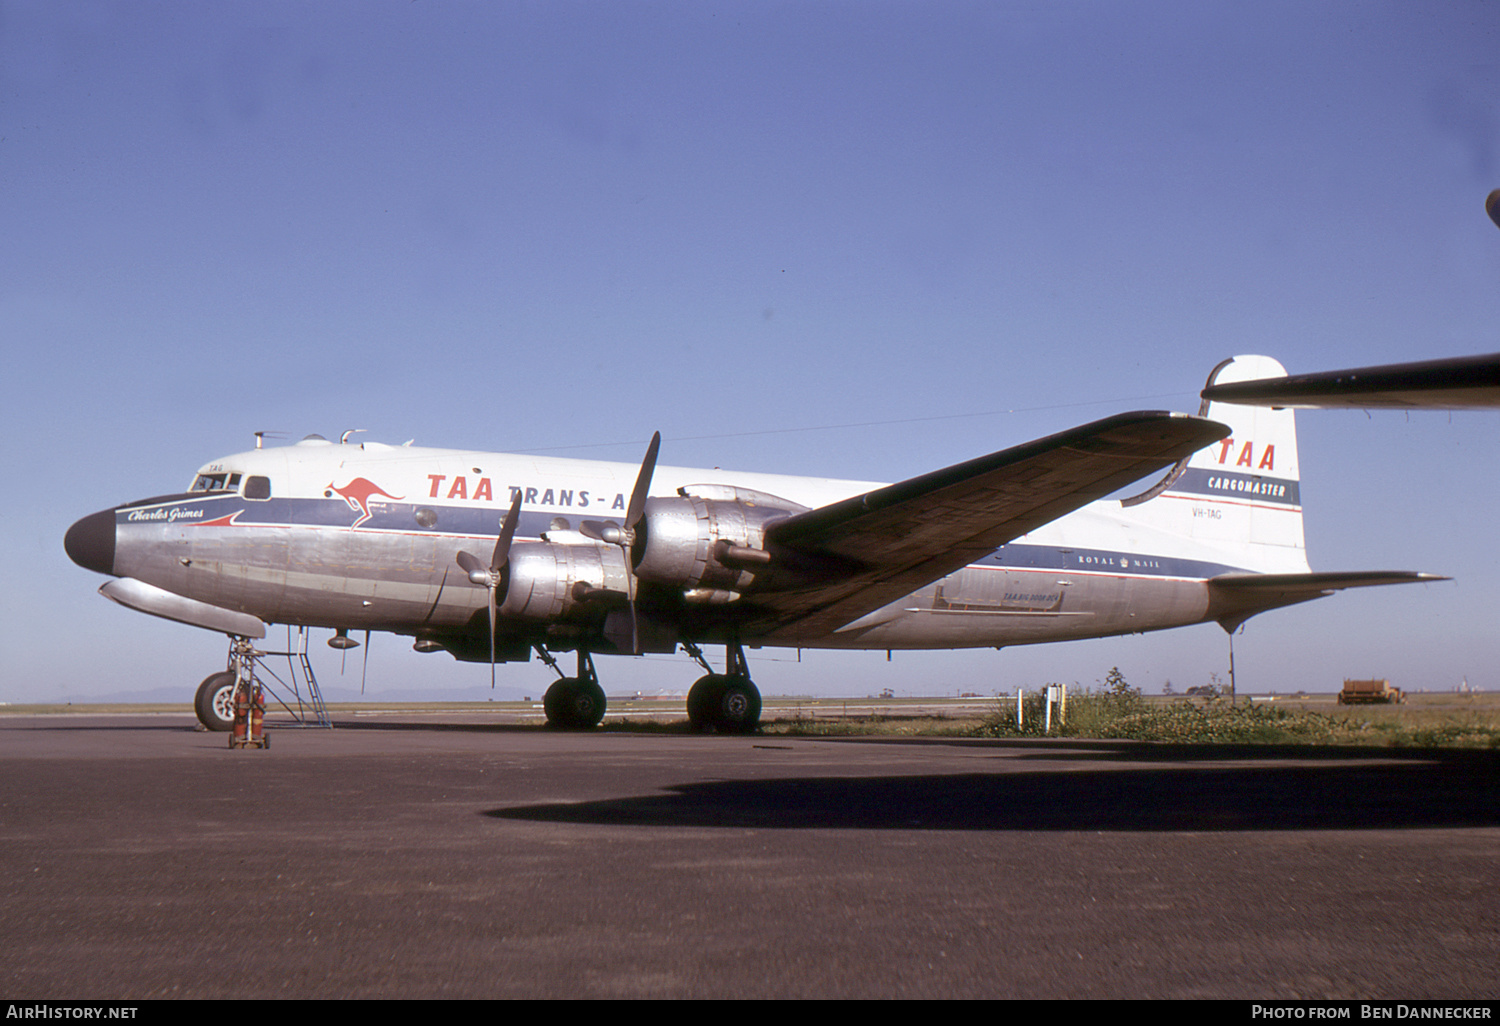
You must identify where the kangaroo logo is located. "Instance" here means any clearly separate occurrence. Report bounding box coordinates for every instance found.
[327,478,404,528]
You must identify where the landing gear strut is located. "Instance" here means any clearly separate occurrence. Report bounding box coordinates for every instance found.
[685,641,762,734]
[542,649,607,729]
[193,631,332,732]
[194,635,258,733]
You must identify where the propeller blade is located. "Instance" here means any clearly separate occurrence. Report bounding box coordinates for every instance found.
[577,433,661,656]
[624,432,660,531]
[488,594,497,689]
[491,492,523,571]
[455,549,487,581]
[622,432,660,655]
[482,494,525,688]
[627,570,639,655]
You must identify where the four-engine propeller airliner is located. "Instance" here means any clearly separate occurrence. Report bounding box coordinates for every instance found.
[64,356,1443,733]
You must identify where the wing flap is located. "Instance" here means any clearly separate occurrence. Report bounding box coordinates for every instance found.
[747,411,1230,641]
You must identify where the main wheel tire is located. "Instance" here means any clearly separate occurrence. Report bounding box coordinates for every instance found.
[194,671,237,732]
[687,673,761,733]
[716,675,762,734]
[543,677,607,729]
[687,674,728,731]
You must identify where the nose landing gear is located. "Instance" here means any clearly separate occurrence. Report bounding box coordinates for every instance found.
[192,631,332,733]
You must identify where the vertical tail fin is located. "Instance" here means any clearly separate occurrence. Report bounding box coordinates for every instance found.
[1122,355,1311,574]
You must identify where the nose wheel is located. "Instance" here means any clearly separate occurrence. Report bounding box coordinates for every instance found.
[194,671,238,732]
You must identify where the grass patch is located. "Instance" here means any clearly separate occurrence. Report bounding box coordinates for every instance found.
[761,715,988,738]
[957,693,1499,747]
[973,694,1350,744]
[765,678,1500,749]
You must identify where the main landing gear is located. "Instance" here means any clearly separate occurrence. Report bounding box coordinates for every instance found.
[684,641,762,734]
[531,641,763,733]
[536,648,608,730]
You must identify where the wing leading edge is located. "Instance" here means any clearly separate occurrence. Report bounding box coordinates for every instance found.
[746,411,1231,641]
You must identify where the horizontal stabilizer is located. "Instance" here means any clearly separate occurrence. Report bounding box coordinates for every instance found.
[1207,571,1448,632]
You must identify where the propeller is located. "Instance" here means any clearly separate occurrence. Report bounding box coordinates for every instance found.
[580,431,661,653]
[456,491,524,687]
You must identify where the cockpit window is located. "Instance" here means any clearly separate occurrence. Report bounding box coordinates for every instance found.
[243,476,272,500]
[190,472,243,493]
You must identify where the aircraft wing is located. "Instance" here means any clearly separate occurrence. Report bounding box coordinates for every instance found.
[744,411,1230,641]
[1207,571,1449,632]
[1199,352,1500,410]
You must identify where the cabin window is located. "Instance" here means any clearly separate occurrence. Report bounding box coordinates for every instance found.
[243,476,272,500]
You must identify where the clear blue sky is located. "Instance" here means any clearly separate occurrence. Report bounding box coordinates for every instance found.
[4,1,1497,703]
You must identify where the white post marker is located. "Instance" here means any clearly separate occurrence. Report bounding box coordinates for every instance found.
[1045,684,1064,733]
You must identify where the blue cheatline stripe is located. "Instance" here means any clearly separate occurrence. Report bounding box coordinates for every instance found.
[980,543,1244,580]
[117,494,624,539]
[120,496,1255,579]
[1167,468,1301,506]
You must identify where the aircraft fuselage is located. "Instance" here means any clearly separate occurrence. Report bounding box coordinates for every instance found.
[65,435,1263,661]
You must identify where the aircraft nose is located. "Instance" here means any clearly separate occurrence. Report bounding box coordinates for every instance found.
[64,508,117,576]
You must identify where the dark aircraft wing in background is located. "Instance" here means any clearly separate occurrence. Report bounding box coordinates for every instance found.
[1200,352,1500,410]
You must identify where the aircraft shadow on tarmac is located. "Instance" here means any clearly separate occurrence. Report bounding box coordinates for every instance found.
[487,747,1499,833]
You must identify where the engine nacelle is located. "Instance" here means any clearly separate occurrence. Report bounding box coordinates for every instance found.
[497,540,631,620]
[633,485,806,592]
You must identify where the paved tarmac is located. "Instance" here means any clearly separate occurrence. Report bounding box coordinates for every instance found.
[1,712,1495,999]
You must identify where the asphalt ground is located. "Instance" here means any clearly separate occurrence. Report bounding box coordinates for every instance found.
[1,712,1496,1000]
